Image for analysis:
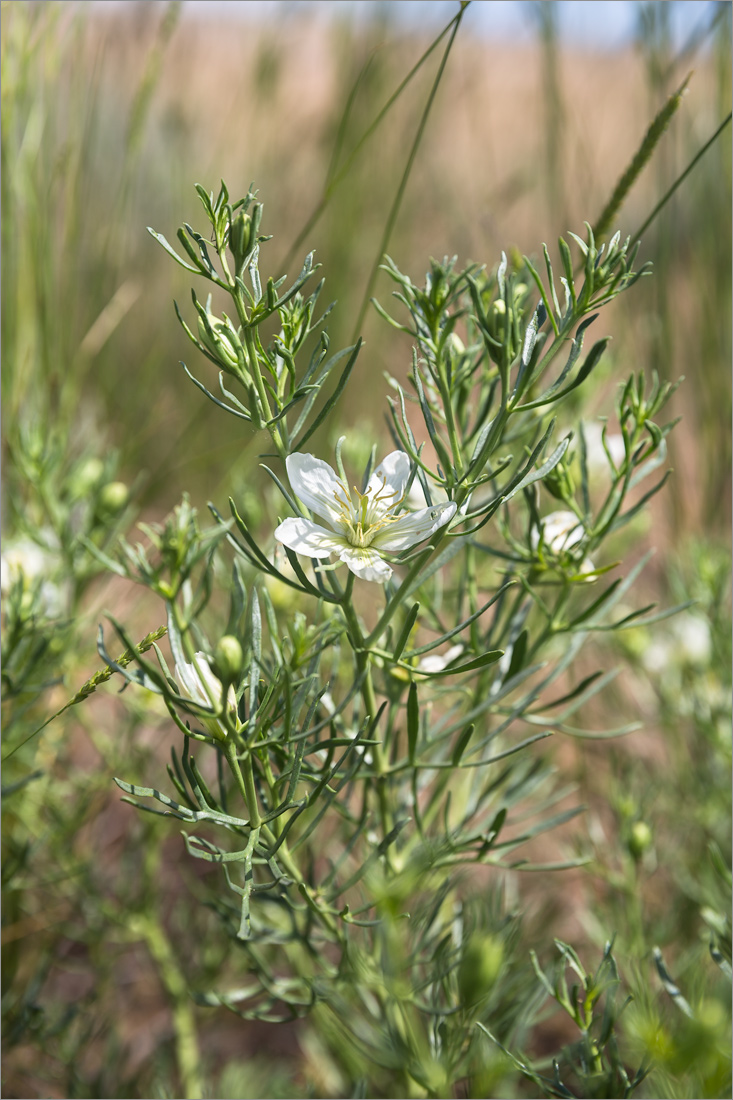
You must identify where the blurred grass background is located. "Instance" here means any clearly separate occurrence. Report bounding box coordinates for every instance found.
[2,1,730,1097]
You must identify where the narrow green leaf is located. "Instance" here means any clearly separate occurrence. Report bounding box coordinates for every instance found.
[451,722,474,765]
[147,227,201,273]
[292,339,362,450]
[407,681,419,764]
[180,362,251,420]
[260,464,302,517]
[502,435,570,503]
[247,589,261,718]
[504,628,528,682]
[422,649,503,677]
[406,584,513,658]
[567,579,622,628]
[653,947,694,1018]
[393,602,420,661]
[524,254,560,337]
[558,237,577,309]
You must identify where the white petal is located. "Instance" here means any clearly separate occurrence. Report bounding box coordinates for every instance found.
[364,451,410,521]
[576,557,596,581]
[274,517,346,558]
[176,652,237,737]
[583,422,626,472]
[338,545,393,583]
[418,644,464,673]
[372,501,457,553]
[176,653,211,707]
[285,452,351,529]
[532,511,584,553]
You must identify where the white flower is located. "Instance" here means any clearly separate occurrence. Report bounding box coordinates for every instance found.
[176,651,238,738]
[417,644,464,674]
[582,422,626,473]
[642,613,712,675]
[274,450,457,584]
[532,511,595,577]
[1,532,68,616]
[1,536,51,587]
[532,511,584,553]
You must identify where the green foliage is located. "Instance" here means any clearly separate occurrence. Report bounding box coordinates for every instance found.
[2,3,730,1098]
[51,177,722,1098]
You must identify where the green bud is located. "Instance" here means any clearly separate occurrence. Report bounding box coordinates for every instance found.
[213,635,244,684]
[97,481,129,515]
[197,312,243,374]
[229,202,263,276]
[486,298,519,364]
[544,459,576,503]
[488,297,507,332]
[71,457,104,497]
[229,211,252,272]
[628,820,653,862]
[457,933,504,1005]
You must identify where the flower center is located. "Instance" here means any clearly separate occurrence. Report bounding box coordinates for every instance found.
[331,473,405,548]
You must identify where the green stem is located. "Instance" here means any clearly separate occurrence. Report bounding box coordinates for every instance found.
[631,109,732,242]
[465,542,480,652]
[242,324,290,459]
[243,326,272,430]
[135,913,203,1099]
[350,2,468,342]
[341,588,393,836]
[282,7,464,275]
[225,740,261,829]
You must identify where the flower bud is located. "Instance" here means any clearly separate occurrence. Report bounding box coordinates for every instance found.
[71,457,104,497]
[197,312,244,375]
[544,463,576,503]
[213,635,244,685]
[485,297,520,365]
[229,211,252,271]
[229,202,263,275]
[628,821,653,862]
[457,933,504,1005]
[487,297,508,336]
[97,481,129,515]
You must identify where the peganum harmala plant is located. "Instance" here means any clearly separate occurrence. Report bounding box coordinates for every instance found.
[87,181,683,1097]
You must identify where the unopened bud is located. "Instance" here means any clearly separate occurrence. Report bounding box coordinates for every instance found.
[197,313,243,374]
[229,211,252,271]
[488,297,507,331]
[213,635,244,684]
[72,457,104,497]
[97,481,129,515]
[628,821,653,862]
[544,460,576,503]
[457,933,504,1005]
[486,297,518,363]
[447,332,465,355]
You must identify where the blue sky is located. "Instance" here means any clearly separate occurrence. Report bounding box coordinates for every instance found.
[178,1,721,50]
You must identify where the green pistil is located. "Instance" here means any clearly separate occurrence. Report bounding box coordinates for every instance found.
[332,474,407,549]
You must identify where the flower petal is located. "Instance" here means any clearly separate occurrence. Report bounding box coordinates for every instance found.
[364,451,411,520]
[372,501,457,553]
[285,453,350,530]
[418,644,464,674]
[176,652,237,738]
[532,511,584,553]
[274,517,346,558]
[338,545,393,583]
